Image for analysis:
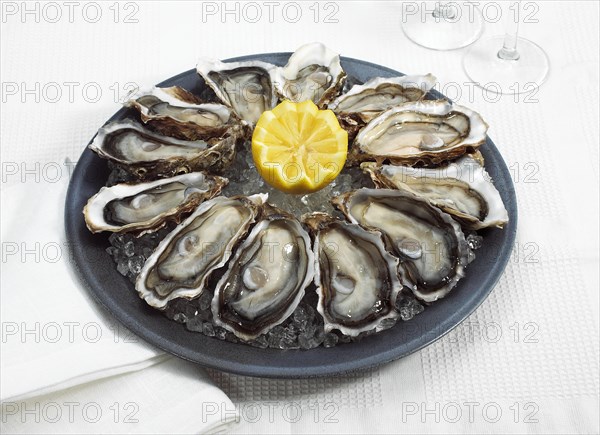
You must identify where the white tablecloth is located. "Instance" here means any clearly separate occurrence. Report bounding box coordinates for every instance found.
[1,1,598,433]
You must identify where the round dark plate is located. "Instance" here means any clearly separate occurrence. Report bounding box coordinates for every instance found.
[65,53,517,378]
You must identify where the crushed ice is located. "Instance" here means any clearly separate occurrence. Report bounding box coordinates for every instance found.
[105,142,425,349]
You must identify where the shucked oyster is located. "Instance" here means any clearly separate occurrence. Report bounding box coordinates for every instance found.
[273,42,346,107]
[125,86,237,140]
[136,194,265,309]
[212,204,314,341]
[333,189,471,303]
[89,119,238,179]
[83,172,227,235]
[329,74,436,121]
[362,155,508,230]
[196,58,278,124]
[303,212,402,336]
[352,100,488,166]
[329,74,436,142]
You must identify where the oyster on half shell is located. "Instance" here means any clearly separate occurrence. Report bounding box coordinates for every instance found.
[362,155,508,230]
[352,100,488,166]
[333,188,471,303]
[125,86,237,140]
[83,172,227,235]
[212,204,314,341]
[329,74,436,142]
[272,42,346,107]
[136,194,265,309]
[196,58,278,124]
[89,119,239,179]
[329,74,437,118]
[303,212,402,336]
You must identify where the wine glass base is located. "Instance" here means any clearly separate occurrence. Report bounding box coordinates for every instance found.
[402,2,483,51]
[463,36,550,95]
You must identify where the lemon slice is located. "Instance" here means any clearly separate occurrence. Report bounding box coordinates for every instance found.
[252,100,348,194]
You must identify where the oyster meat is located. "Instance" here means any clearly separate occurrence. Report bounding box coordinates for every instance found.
[303,212,402,336]
[362,155,508,229]
[212,204,314,340]
[125,86,237,140]
[272,42,345,107]
[136,194,265,309]
[83,172,227,235]
[333,188,471,302]
[196,58,277,124]
[89,119,238,179]
[329,74,436,121]
[352,100,488,166]
[329,74,436,142]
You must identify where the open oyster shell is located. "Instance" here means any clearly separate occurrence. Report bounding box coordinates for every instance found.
[136,194,266,309]
[362,155,508,230]
[212,204,314,341]
[89,119,239,179]
[333,188,471,303]
[329,74,436,142]
[125,86,237,141]
[303,212,402,336]
[351,100,488,166]
[83,172,227,235]
[272,42,346,107]
[196,58,278,125]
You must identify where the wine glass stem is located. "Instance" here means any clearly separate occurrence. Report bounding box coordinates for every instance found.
[498,2,521,60]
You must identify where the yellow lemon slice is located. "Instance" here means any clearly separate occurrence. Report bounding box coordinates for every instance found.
[252,100,348,194]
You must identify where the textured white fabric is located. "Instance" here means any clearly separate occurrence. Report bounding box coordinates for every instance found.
[0,357,237,434]
[1,180,164,402]
[1,1,598,433]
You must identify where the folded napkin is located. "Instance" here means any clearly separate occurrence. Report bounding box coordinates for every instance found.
[1,174,236,433]
[1,178,162,401]
[1,357,237,434]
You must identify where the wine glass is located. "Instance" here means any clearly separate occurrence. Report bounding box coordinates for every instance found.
[462,2,550,95]
[402,1,484,50]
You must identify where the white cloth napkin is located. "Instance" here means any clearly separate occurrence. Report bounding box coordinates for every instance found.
[1,357,237,434]
[1,179,162,402]
[0,178,236,433]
